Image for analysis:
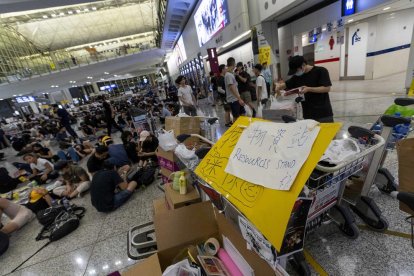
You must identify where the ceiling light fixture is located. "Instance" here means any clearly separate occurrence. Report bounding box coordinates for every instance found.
[76,10,81,13]
[322,28,327,31]
[100,78,105,81]
[383,6,391,11]
[59,12,65,16]
[68,11,73,14]
[51,14,57,17]
[86,81,91,84]
[348,19,354,23]
[42,15,48,19]
[92,7,97,11]
[87,76,93,79]
[84,8,89,12]
[104,72,109,75]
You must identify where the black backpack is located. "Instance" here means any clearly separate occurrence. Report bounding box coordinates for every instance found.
[128,166,156,187]
[0,232,9,256]
[36,206,86,242]
[36,205,66,226]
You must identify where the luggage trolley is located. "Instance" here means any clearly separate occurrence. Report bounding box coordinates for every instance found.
[305,126,385,238]
[372,98,414,194]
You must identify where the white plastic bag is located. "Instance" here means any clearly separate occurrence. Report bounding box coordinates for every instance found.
[174,144,196,159]
[158,129,178,151]
[197,108,205,117]
[244,104,253,117]
[257,103,263,118]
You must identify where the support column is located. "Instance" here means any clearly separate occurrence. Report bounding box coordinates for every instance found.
[29,101,39,114]
[406,27,414,95]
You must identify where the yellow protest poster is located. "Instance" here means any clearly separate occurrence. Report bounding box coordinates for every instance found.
[194,116,341,251]
[259,46,271,65]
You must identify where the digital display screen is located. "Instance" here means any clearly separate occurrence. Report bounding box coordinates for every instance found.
[16,96,35,103]
[194,0,230,47]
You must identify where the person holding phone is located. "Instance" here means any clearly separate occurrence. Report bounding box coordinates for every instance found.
[275,56,334,122]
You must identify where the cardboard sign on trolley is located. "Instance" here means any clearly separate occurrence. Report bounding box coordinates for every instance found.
[225,120,320,190]
[194,117,341,251]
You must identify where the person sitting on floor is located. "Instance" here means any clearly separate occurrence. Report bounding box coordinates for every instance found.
[87,145,109,175]
[121,131,140,164]
[0,199,34,235]
[32,143,55,162]
[24,187,54,214]
[0,167,21,194]
[100,136,131,169]
[52,160,90,199]
[23,153,58,184]
[138,131,159,167]
[90,160,137,212]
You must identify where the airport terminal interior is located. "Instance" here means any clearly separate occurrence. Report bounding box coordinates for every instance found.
[1,0,414,275]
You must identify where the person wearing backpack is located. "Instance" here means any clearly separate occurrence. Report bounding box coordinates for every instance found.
[90,160,137,212]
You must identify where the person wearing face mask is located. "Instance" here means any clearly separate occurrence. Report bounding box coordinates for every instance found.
[276,55,333,122]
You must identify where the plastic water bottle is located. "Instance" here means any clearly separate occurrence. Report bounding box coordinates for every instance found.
[372,123,382,134]
[203,120,212,141]
[210,120,220,143]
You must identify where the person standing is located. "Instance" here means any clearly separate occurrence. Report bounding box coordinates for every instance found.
[253,64,269,107]
[235,62,256,117]
[275,55,334,122]
[101,96,123,136]
[225,58,245,120]
[52,104,79,140]
[176,75,197,116]
[217,64,232,127]
[262,62,272,98]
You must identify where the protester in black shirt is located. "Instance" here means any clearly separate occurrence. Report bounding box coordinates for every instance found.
[90,160,137,212]
[87,145,109,174]
[121,131,139,163]
[101,97,123,136]
[138,131,158,167]
[276,56,333,122]
[235,62,256,117]
[0,167,20,193]
[52,104,79,140]
[32,143,54,161]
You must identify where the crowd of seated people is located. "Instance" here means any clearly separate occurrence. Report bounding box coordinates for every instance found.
[0,88,177,240]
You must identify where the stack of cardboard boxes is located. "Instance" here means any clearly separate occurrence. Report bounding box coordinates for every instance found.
[157,116,202,184]
[124,201,276,275]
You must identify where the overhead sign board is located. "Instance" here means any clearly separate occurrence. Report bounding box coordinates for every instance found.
[342,0,357,16]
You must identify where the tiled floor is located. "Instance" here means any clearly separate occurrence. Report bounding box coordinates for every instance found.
[1,72,414,275]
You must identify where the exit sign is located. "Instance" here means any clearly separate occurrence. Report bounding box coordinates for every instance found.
[342,0,356,16]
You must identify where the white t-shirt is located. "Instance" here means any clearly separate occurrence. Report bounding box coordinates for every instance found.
[177,85,195,106]
[256,75,268,100]
[30,158,53,173]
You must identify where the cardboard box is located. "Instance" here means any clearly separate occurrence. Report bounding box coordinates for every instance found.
[123,253,162,276]
[160,167,177,179]
[153,197,169,215]
[165,117,201,146]
[156,148,180,172]
[164,183,201,209]
[124,202,275,275]
[397,138,414,215]
[165,116,201,134]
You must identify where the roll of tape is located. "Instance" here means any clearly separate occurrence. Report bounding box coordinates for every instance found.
[204,238,220,255]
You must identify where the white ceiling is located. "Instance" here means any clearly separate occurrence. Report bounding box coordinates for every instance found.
[0,48,166,98]
[1,1,157,50]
